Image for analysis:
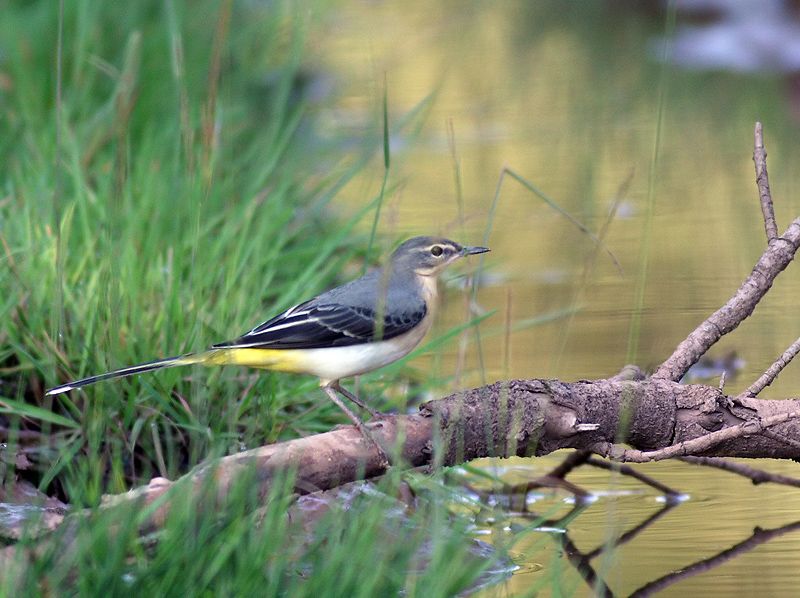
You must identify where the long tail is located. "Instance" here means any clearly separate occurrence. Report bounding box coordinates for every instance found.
[45,353,208,396]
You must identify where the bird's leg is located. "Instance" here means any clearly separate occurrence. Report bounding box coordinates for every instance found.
[330,381,382,418]
[321,384,391,467]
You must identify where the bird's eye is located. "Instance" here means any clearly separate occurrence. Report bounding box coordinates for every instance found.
[430,245,444,257]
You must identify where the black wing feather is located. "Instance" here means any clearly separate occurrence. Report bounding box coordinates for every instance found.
[213,302,426,350]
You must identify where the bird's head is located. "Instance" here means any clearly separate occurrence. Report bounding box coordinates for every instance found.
[390,236,490,277]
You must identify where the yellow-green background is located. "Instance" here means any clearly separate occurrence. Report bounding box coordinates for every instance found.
[315,2,800,595]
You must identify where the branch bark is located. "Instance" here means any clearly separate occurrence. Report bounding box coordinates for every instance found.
[103,377,800,528]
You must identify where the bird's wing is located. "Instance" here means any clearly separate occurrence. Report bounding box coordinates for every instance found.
[212,300,427,350]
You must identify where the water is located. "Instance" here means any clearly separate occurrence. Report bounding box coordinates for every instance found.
[466,454,800,596]
[315,2,800,595]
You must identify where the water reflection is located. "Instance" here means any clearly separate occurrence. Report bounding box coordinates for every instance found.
[461,453,800,596]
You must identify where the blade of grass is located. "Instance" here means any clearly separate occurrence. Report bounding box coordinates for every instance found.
[364,76,391,270]
[0,396,79,428]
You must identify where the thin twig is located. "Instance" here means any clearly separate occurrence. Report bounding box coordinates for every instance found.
[678,456,800,488]
[501,448,684,504]
[593,410,800,463]
[754,121,778,242]
[458,451,594,504]
[739,336,800,398]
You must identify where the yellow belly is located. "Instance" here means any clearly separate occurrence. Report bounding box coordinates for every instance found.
[201,347,308,372]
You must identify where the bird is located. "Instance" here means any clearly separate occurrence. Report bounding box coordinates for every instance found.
[46,236,489,460]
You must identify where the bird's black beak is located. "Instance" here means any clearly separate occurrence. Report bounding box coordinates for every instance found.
[462,245,490,256]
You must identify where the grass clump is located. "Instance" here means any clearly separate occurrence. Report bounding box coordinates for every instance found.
[0,1,379,500]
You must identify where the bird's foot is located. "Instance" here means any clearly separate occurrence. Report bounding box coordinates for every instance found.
[322,384,391,470]
[353,422,391,470]
[330,382,383,419]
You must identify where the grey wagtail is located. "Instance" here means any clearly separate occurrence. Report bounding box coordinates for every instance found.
[46,236,489,453]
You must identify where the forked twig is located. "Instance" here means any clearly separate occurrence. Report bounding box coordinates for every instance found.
[502,449,681,503]
[653,122,800,382]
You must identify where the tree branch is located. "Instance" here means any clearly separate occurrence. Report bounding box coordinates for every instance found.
[753,121,778,242]
[592,409,800,463]
[88,378,800,530]
[652,123,795,381]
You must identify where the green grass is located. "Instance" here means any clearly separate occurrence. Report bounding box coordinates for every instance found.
[0,1,517,593]
[0,0,373,496]
[3,468,509,596]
